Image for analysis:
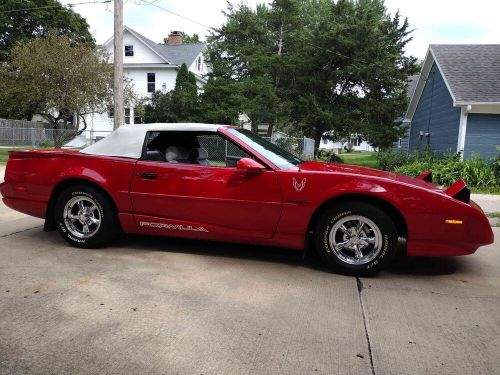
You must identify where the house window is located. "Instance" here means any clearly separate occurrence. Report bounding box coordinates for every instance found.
[147,73,155,93]
[134,106,143,124]
[125,45,134,56]
[350,134,361,147]
[125,108,130,124]
[196,56,202,71]
[108,106,114,118]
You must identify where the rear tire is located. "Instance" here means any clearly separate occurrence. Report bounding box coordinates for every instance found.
[54,185,118,248]
[314,202,398,276]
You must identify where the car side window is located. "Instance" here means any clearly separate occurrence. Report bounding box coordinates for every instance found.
[143,131,251,168]
[197,135,251,167]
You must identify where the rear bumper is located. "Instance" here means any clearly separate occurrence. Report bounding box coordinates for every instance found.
[1,179,48,219]
[2,197,47,219]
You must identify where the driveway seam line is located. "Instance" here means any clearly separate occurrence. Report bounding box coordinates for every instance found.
[356,277,375,375]
[0,226,42,238]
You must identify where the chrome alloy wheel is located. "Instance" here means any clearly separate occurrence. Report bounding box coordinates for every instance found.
[328,215,382,265]
[63,196,101,239]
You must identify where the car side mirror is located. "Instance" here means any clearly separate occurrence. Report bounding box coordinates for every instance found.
[236,158,265,173]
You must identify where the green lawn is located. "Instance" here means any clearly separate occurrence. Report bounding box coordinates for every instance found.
[339,152,379,169]
[0,147,36,164]
[0,149,10,164]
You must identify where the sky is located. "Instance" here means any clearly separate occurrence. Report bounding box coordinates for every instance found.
[61,0,500,59]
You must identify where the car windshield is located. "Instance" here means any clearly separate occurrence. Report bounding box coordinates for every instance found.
[227,128,303,170]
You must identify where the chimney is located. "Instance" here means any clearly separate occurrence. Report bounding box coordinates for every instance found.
[166,31,183,46]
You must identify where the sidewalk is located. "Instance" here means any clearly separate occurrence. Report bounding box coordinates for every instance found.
[471,193,500,213]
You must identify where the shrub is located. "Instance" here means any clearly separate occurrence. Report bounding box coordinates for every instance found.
[377,147,443,172]
[317,150,344,163]
[394,154,499,190]
[459,155,499,188]
[38,139,55,148]
[394,162,432,178]
[494,146,500,177]
[377,149,412,171]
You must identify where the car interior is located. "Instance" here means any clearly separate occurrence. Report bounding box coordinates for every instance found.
[143,131,250,167]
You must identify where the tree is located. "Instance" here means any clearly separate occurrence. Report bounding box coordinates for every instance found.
[206,0,417,152]
[199,77,244,125]
[288,0,417,151]
[0,0,94,61]
[170,63,199,121]
[143,91,175,123]
[181,32,200,44]
[205,3,282,133]
[143,63,200,122]
[0,32,129,147]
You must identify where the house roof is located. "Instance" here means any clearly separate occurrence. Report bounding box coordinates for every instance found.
[405,44,500,120]
[430,44,500,104]
[407,74,419,98]
[155,43,206,66]
[104,26,206,67]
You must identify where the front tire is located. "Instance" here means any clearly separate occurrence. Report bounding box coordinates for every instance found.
[54,185,118,248]
[314,202,398,276]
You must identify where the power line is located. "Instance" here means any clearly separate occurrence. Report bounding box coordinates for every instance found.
[134,0,214,30]
[0,0,112,15]
[302,39,409,70]
[134,1,401,69]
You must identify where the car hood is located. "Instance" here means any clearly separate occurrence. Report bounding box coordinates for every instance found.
[298,161,444,192]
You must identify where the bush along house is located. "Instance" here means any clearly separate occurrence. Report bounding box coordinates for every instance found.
[398,44,500,160]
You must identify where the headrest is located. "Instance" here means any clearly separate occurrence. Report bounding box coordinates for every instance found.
[165,146,189,162]
[192,147,208,160]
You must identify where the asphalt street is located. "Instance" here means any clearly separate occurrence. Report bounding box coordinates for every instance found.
[1,166,499,375]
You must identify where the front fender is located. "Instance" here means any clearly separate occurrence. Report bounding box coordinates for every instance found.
[275,169,493,256]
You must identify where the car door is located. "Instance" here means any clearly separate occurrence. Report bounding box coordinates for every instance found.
[129,131,283,240]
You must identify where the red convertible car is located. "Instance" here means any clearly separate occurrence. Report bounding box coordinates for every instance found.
[0,123,494,275]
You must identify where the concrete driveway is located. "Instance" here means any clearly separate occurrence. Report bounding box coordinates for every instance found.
[1,165,499,374]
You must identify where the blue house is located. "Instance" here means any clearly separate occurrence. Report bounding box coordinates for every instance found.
[400,44,500,159]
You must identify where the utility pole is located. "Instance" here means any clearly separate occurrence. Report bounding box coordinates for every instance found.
[113,0,124,130]
[269,22,284,137]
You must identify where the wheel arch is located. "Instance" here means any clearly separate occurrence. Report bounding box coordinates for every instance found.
[44,178,119,231]
[307,193,408,240]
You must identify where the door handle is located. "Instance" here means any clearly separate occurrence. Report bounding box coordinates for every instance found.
[139,172,157,180]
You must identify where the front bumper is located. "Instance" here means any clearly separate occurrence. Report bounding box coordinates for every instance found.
[407,199,494,257]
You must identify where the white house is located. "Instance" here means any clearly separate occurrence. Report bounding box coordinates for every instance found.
[85,26,209,140]
[319,131,376,153]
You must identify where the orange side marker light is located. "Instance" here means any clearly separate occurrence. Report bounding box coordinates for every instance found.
[445,219,463,224]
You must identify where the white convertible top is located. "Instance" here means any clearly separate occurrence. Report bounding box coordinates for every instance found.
[81,123,225,159]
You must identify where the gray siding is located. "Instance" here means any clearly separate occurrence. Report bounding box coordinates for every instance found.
[393,134,409,151]
[409,63,461,153]
[464,114,500,159]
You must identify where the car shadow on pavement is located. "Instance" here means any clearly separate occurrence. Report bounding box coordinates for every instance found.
[115,234,471,277]
[386,256,466,276]
[117,234,304,263]
[35,229,472,277]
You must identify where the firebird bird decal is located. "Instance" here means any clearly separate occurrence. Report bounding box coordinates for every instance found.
[293,177,306,192]
[140,221,209,232]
